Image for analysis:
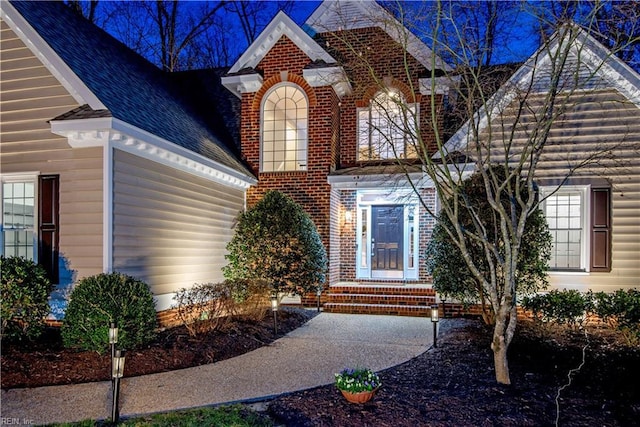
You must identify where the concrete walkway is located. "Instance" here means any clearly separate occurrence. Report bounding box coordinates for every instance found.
[1,313,434,425]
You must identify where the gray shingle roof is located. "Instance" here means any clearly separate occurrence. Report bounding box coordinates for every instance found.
[12,1,252,178]
[51,104,112,121]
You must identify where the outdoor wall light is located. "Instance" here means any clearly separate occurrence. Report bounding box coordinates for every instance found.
[345,210,353,223]
[271,295,279,335]
[431,305,439,348]
[111,349,126,424]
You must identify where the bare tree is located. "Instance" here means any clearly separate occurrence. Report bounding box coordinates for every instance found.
[323,0,637,385]
[67,1,300,69]
[530,0,640,71]
[93,1,226,71]
[65,0,100,23]
[223,1,296,45]
[146,0,226,71]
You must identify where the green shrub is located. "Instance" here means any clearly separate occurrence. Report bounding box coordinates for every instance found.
[62,272,157,352]
[1,256,54,341]
[223,190,328,296]
[173,279,272,336]
[522,288,640,341]
[173,282,235,336]
[229,278,271,321]
[521,289,588,327]
[426,166,552,324]
[592,289,640,344]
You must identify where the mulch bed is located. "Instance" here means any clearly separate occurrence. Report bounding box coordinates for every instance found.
[268,319,640,427]
[1,307,317,389]
[3,312,638,426]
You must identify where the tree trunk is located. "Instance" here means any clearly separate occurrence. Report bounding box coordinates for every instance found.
[492,321,511,384]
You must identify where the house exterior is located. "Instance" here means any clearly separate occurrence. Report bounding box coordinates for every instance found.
[0,1,256,319]
[1,0,637,321]
[222,0,638,313]
[445,25,640,294]
[221,1,450,307]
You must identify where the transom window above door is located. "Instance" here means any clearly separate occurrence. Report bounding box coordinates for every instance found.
[358,89,418,161]
[261,84,308,172]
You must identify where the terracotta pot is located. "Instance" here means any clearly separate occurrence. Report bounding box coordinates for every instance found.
[340,388,377,404]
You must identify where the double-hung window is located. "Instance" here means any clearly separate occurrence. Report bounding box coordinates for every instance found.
[358,89,417,161]
[261,84,308,172]
[2,177,36,260]
[1,174,60,283]
[542,184,611,272]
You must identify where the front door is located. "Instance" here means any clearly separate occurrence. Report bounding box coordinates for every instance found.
[371,205,403,278]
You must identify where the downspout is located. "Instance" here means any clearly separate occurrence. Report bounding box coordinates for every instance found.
[103,140,113,273]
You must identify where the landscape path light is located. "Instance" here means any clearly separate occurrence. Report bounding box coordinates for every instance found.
[431,305,439,348]
[109,322,118,360]
[271,294,279,335]
[316,287,322,312]
[108,323,118,386]
[111,349,126,425]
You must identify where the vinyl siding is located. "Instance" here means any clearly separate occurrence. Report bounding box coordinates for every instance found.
[0,21,104,281]
[481,89,640,292]
[112,150,244,310]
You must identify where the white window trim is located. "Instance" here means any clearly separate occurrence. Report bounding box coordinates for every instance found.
[541,184,591,273]
[356,95,419,161]
[0,173,40,262]
[260,83,309,173]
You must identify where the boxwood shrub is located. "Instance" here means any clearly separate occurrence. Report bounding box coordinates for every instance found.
[62,272,157,352]
[1,255,54,341]
[522,289,640,343]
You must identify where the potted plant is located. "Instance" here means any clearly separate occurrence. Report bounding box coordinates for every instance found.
[334,367,381,403]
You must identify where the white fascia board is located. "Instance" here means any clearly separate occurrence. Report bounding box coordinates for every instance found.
[228,11,335,74]
[1,2,105,109]
[443,25,640,157]
[50,117,113,149]
[306,0,452,72]
[327,171,433,189]
[50,118,256,189]
[327,162,475,190]
[220,73,264,99]
[303,66,353,98]
[574,29,640,108]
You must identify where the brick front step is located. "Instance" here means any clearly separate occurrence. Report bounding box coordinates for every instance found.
[323,303,432,317]
[319,283,438,318]
[328,293,435,306]
[328,283,436,296]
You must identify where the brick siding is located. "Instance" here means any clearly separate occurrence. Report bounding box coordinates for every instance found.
[238,26,445,288]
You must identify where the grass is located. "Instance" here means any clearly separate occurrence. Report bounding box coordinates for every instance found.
[47,405,273,427]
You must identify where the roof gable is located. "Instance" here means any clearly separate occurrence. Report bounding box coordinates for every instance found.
[228,11,335,74]
[4,0,252,181]
[1,2,104,109]
[305,0,451,72]
[444,25,640,156]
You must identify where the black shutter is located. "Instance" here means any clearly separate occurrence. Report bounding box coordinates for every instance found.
[39,175,59,284]
[590,187,611,272]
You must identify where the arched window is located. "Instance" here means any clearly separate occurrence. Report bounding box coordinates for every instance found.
[358,89,417,161]
[261,84,308,172]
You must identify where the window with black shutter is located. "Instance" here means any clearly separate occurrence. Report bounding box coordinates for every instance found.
[39,175,60,284]
[590,187,611,272]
